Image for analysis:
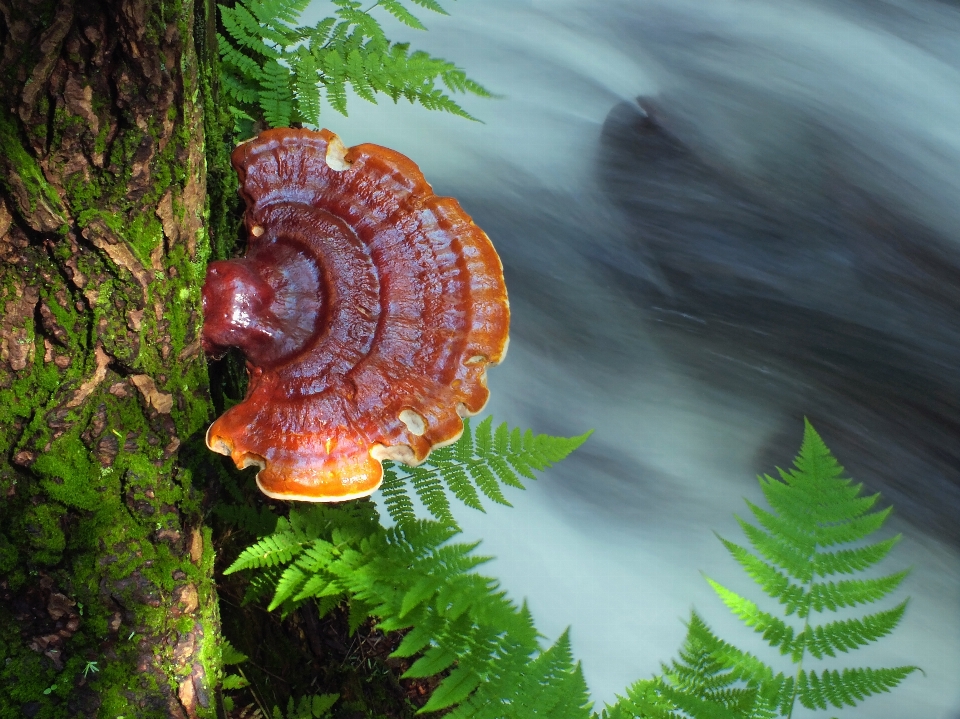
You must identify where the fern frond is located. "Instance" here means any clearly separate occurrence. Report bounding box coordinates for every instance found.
[384,417,591,528]
[806,569,909,614]
[407,0,449,15]
[225,530,304,573]
[222,640,249,665]
[796,666,918,710]
[812,534,901,577]
[216,0,491,135]
[379,0,427,29]
[259,59,295,127]
[716,537,807,614]
[737,519,815,583]
[291,48,321,124]
[647,422,917,719]
[380,465,416,526]
[409,465,455,523]
[705,579,797,656]
[230,505,591,717]
[269,564,310,611]
[795,601,908,660]
[220,5,279,59]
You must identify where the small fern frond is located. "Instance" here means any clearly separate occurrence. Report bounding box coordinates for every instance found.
[805,569,909,614]
[795,601,908,660]
[380,464,416,526]
[384,417,591,528]
[606,678,686,719]
[812,534,901,577]
[225,530,304,574]
[796,666,919,711]
[737,519,815,583]
[408,465,455,523]
[705,579,797,656]
[407,0,449,15]
[222,640,249,665]
[269,564,310,611]
[259,59,295,127]
[717,537,807,614]
[291,48,321,124]
[684,611,777,689]
[379,0,427,29]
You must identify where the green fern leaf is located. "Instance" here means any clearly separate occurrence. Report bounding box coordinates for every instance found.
[797,601,908,659]
[392,624,433,657]
[379,0,427,29]
[292,48,321,124]
[407,0,449,15]
[220,6,278,59]
[717,537,807,614]
[345,48,377,104]
[410,466,454,523]
[404,644,458,678]
[649,421,918,719]
[806,570,909,614]
[292,573,337,602]
[487,453,523,492]
[379,417,588,528]
[737,519,815,583]
[474,416,493,456]
[494,421,509,454]
[400,575,444,617]
[381,465,417,525]
[269,564,309,611]
[813,535,901,577]
[441,465,485,512]
[705,579,797,656]
[421,666,483,712]
[226,531,303,574]
[797,666,918,710]
[216,0,490,133]
[454,416,474,462]
[260,59,295,127]
[222,641,249,665]
[222,673,249,690]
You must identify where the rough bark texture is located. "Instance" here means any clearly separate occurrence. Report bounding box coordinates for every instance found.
[0,0,222,716]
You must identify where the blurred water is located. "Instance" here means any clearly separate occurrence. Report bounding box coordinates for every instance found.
[303,0,960,715]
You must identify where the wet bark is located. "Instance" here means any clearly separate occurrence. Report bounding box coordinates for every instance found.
[0,0,222,716]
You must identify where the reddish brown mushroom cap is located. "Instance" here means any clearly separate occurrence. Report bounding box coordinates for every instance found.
[202,128,510,501]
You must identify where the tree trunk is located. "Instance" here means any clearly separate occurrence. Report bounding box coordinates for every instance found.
[0,0,227,715]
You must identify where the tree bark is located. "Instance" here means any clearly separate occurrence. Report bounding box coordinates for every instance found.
[0,0,224,716]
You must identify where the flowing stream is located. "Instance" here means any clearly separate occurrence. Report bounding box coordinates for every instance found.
[304,0,960,715]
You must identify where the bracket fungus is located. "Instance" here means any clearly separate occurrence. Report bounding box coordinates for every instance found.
[202,128,510,501]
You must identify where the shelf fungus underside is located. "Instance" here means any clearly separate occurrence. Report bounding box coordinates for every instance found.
[202,128,510,501]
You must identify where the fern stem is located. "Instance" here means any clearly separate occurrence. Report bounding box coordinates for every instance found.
[786,569,817,718]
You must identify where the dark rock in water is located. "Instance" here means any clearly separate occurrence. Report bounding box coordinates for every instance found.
[597,98,960,546]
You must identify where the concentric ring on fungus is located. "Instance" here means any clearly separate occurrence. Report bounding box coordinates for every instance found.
[201,128,510,501]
